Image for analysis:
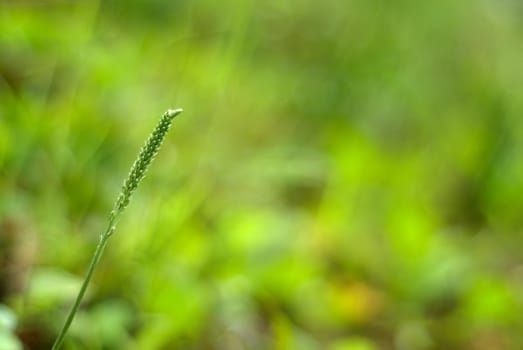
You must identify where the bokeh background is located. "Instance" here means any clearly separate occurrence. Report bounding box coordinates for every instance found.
[2,1,523,349]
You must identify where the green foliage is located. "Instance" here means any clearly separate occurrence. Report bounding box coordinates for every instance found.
[0,305,22,350]
[2,1,523,349]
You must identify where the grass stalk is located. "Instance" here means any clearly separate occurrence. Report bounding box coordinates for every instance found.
[51,108,183,350]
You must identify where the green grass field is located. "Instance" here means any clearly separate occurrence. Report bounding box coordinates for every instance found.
[1,1,523,349]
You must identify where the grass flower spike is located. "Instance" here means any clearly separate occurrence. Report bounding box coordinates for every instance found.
[52,108,183,350]
[112,108,183,222]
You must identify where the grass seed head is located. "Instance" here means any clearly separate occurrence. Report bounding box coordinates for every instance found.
[112,108,183,218]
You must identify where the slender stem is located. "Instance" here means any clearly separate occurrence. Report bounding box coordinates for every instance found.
[50,109,182,350]
[51,222,113,350]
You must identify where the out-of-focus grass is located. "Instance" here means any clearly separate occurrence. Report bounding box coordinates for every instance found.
[1,1,523,349]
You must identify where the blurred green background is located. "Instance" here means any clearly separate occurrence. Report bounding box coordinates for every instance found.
[1,0,523,349]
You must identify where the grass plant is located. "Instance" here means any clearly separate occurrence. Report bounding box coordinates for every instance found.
[51,108,183,350]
